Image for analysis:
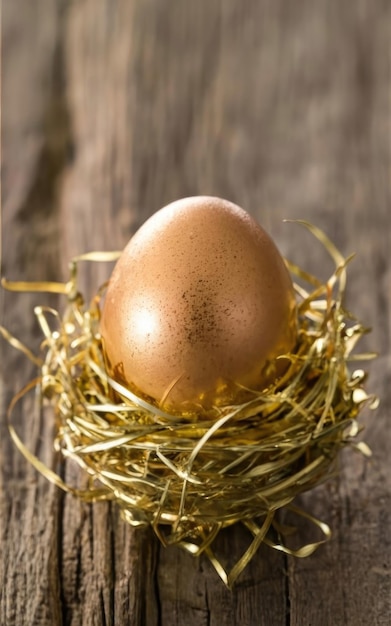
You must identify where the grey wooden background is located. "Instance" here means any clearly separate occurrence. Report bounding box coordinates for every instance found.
[1,1,390,625]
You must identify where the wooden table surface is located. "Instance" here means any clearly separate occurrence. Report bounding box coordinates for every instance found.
[1,2,390,625]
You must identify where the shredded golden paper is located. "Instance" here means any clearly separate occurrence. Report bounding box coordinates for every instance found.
[1,223,378,588]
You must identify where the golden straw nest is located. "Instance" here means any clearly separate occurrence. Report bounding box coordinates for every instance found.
[2,222,378,587]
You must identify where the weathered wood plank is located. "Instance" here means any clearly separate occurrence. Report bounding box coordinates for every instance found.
[1,1,390,625]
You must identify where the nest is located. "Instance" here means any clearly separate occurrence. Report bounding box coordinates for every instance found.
[2,222,377,588]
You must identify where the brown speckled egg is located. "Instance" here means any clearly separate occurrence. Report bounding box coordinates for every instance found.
[100,196,297,413]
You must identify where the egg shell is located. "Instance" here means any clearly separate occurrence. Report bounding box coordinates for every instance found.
[100,196,297,412]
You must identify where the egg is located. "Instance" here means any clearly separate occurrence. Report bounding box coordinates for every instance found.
[100,196,297,413]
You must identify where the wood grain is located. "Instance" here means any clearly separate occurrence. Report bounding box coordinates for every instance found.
[1,1,390,624]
